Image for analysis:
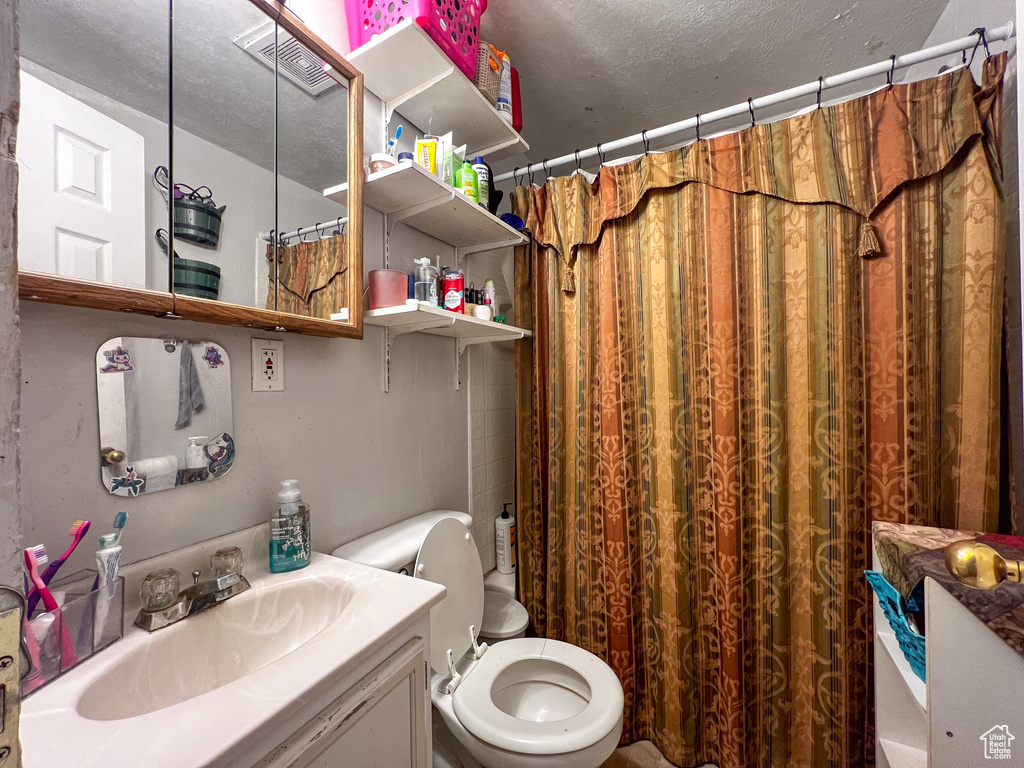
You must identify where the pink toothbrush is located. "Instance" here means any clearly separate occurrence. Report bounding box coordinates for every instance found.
[26,520,90,617]
[24,546,77,667]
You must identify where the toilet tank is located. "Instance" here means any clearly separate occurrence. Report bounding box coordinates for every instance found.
[332,510,473,574]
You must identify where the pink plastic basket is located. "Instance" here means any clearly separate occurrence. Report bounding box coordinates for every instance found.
[345,0,487,81]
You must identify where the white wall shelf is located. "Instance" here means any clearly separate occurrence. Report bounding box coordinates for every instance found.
[325,161,527,258]
[872,524,1024,768]
[346,19,529,161]
[364,303,530,392]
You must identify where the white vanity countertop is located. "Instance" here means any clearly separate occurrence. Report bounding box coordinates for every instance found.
[21,532,444,768]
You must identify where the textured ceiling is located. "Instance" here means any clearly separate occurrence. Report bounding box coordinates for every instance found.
[481,0,949,172]
[20,0,349,192]
[20,0,952,185]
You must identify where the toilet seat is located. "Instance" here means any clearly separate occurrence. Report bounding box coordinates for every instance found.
[450,637,624,756]
[414,518,624,765]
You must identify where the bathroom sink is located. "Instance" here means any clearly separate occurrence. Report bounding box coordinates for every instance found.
[21,534,446,768]
[76,576,352,720]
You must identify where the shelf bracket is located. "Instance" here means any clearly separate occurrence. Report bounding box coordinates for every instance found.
[385,64,457,124]
[455,237,526,262]
[469,132,525,162]
[457,330,525,357]
[387,192,457,238]
[379,316,458,393]
[453,329,526,389]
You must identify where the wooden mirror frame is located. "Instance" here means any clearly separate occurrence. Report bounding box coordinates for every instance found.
[18,0,364,339]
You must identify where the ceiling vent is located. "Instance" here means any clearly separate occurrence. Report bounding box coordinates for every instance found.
[234,22,343,97]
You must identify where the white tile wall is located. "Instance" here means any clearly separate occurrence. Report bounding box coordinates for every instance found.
[468,341,516,572]
[464,249,518,571]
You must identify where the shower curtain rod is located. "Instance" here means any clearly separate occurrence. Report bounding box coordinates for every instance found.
[260,215,349,244]
[494,22,1015,184]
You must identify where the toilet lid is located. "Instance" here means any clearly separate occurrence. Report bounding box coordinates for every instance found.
[481,591,529,638]
[414,518,484,674]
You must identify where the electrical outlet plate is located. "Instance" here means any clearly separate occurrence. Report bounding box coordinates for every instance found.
[0,605,21,765]
[251,338,285,391]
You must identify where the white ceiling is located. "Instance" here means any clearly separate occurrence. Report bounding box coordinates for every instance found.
[481,0,949,172]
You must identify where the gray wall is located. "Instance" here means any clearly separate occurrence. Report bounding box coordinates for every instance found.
[20,299,470,576]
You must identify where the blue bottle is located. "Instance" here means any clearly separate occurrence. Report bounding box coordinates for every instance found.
[269,479,310,573]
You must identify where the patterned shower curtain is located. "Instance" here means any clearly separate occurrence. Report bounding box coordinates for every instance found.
[512,55,1007,768]
[266,233,348,318]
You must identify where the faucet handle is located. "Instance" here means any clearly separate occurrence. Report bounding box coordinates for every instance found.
[192,570,201,585]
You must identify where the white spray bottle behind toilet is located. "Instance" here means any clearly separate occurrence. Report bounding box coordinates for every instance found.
[495,502,516,575]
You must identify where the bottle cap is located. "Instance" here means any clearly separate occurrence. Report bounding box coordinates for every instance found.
[474,156,485,165]
[99,532,119,548]
[278,479,301,503]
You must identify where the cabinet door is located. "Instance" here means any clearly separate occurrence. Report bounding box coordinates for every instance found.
[258,639,430,768]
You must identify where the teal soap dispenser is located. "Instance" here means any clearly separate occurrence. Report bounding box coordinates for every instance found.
[269,479,311,573]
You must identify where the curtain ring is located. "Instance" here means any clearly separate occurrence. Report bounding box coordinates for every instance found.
[597,143,606,165]
[816,76,824,109]
[747,97,755,127]
[574,149,582,172]
[528,166,535,186]
[694,113,701,141]
[314,222,325,239]
[542,159,551,179]
[512,167,521,187]
[886,54,897,89]
[968,27,990,66]
[641,129,651,155]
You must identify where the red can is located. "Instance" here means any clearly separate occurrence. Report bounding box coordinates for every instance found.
[442,267,465,313]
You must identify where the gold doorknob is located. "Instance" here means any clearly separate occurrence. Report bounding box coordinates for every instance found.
[945,540,1024,589]
[101,447,126,466]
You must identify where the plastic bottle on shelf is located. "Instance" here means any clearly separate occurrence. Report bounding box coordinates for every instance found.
[460,160,479,204]
[413,257,439,306]
[496,51,513,125]
[472,157,491,210]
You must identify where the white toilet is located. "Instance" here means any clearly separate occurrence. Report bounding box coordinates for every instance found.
[334,511,624,768]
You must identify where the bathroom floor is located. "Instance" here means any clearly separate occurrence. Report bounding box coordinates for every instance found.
[602,741,712,768]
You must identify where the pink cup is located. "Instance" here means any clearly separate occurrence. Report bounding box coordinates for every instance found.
[368,269,409,310]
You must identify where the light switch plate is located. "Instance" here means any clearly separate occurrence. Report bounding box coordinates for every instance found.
[251,338,284,391]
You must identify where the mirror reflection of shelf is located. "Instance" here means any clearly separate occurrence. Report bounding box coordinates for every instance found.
[325,162,526,257]
[345,19,529,162]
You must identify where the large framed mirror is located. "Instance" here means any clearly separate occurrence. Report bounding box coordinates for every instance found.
[17,0,363,339]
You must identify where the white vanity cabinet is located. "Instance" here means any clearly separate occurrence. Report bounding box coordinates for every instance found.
[256,637,431,768]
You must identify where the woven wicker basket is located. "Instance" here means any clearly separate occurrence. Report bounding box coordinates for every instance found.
[474,42,501,107]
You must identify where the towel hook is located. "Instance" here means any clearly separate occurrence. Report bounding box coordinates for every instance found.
[513,166,521,187]
[747,97,755,127]
[886,55,897,89]
[574,149,582,172]
[816,76,824,109]
[641,129,651,155]
[597,143,606,165]
[694,114,701,142]
[967,27,990,66]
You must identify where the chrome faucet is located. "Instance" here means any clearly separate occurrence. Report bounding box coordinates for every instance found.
[135,548,250,631]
